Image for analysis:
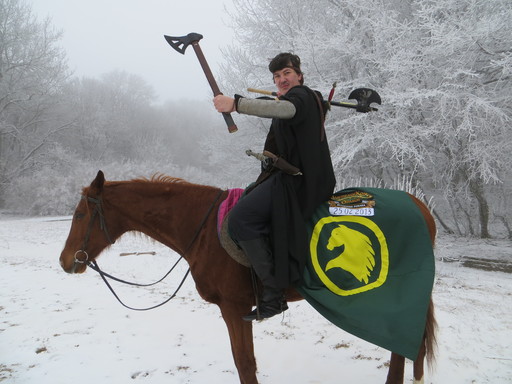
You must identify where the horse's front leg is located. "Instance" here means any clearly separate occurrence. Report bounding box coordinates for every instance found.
[219,303,259,384]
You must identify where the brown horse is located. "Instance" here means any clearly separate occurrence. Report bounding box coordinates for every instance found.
[60,171,437,384]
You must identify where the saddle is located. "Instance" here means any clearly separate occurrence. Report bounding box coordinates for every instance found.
[217,188,251,267]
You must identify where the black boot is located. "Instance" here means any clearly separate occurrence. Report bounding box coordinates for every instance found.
[242,286,288,322]
[237,238,288,321]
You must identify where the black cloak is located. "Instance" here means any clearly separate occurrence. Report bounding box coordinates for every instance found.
[259,85,336,288]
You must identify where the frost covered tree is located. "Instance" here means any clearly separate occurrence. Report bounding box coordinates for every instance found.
[0,0,70,205]
[59,71,157,162]
[218,0,511,237]
[60,73,221,171]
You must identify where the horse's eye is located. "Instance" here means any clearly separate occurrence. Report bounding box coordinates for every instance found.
[74,213,85,220]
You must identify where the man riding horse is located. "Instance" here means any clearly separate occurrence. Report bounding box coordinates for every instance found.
[213,53,336,321]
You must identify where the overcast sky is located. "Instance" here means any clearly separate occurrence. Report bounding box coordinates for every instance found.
[29,0,235,103]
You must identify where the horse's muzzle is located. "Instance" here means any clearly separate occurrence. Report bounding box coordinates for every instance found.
[59,252,87,274]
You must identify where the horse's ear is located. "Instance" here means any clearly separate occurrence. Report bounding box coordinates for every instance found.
[89,170,105,195]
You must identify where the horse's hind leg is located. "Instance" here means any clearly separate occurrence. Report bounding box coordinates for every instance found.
[219,303,259,384]
[386,352,405,384]
[386,344,426,384]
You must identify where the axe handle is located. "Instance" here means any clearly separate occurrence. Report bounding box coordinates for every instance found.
[247,88,278,97]
[191,42,237,133]
[330,100,378,112]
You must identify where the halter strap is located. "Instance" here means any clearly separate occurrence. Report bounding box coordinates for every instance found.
[90,259,191,311]
[79,196,115,256]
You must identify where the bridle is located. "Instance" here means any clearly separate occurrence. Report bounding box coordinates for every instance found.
[74,190,224,311]
[73,196,114,266]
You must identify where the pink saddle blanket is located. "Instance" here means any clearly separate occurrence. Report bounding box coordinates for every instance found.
[217,188,245,236]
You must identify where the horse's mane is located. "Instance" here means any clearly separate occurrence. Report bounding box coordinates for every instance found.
[130,174,189,184]
[81,174,193,194]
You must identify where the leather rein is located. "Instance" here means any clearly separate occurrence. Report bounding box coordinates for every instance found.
[74,190,224,311]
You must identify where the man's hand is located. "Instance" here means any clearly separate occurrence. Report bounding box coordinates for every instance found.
[213,95,236,113]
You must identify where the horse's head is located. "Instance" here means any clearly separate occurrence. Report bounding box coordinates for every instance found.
[60,170,115,274]
[325,224,376,284]
[327,225,347,251]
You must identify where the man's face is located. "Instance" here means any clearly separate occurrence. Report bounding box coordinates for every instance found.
[273,67,303,95]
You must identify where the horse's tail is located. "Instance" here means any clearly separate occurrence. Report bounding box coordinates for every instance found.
[424,297,438,367]
[410,193,438,367]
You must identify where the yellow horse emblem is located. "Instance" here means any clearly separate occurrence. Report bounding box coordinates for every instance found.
[310,215,389,295]
[326,225,376,284]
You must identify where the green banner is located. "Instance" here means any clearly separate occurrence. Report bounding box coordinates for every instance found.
[298,187,435,360]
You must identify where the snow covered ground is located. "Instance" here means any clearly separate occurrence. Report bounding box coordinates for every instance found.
[1,215,511,383]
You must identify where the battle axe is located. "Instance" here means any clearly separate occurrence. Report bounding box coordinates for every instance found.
[164,33,238,133]
[343,88,381,113]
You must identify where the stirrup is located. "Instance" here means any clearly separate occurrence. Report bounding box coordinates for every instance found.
[242,301,288,322]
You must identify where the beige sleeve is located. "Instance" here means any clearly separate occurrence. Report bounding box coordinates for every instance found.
[236,98,296,119]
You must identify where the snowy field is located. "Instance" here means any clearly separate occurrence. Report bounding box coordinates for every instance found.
[1,215,511,383]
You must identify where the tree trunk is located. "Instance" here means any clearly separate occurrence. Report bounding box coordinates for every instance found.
[469,178,491,238]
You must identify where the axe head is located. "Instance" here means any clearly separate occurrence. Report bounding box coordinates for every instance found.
[164,33,203,54]
[348,88,382,112]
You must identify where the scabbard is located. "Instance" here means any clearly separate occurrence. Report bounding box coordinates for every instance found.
[263,151,302,176]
